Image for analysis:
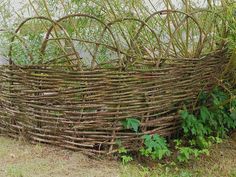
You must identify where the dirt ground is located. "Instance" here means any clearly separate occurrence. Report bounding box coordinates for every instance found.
[0,136,235,177]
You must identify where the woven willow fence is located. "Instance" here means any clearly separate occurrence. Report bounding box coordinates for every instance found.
[0,10,228,154]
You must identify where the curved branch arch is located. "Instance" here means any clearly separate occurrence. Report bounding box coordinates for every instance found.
[138,10,204,58]
[40,14,121,69]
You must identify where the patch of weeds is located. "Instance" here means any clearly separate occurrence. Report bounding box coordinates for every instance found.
[176,87,236,162]
[118,147,133,165]
[6,166,24,177]
[116,139,133,165]
[121,118,171,162]
[174,139,209,163]
[140,134,171,160]
[118,87,235,167]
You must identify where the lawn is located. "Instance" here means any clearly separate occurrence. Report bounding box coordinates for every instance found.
[0,136,235,177]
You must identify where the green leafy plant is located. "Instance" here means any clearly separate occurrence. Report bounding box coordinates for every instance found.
[118,146,133,165]
[180,87,236,140]
[116,139,133,165]
[174,139,209,163]
[140,134,171,160]
[177,87,236,162]
[122,118,140,132]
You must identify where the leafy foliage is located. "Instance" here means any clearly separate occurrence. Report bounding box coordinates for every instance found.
[122,118,140,132]
[118,146,133,165]
[121,118,171,161]
[116,139,133,165]
[177,87,236,162]
[174,139,209,163]
[140,134,171,160]
[180,87,236,141]
[118,87,235,164]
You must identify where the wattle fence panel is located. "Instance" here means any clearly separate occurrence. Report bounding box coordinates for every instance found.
[0,51,227,154]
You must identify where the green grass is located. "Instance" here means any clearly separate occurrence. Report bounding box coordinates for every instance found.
[0,136,235,177]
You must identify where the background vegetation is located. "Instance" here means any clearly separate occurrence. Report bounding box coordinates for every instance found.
[0,0,233,69]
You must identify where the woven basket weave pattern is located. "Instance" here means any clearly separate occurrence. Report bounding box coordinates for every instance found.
[0,53,226,154]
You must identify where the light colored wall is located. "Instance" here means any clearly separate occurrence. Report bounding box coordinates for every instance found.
[11,0,211,11]
[0,56,9,65]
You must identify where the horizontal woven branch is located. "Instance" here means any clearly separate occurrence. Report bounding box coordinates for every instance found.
[0,51,227,154]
